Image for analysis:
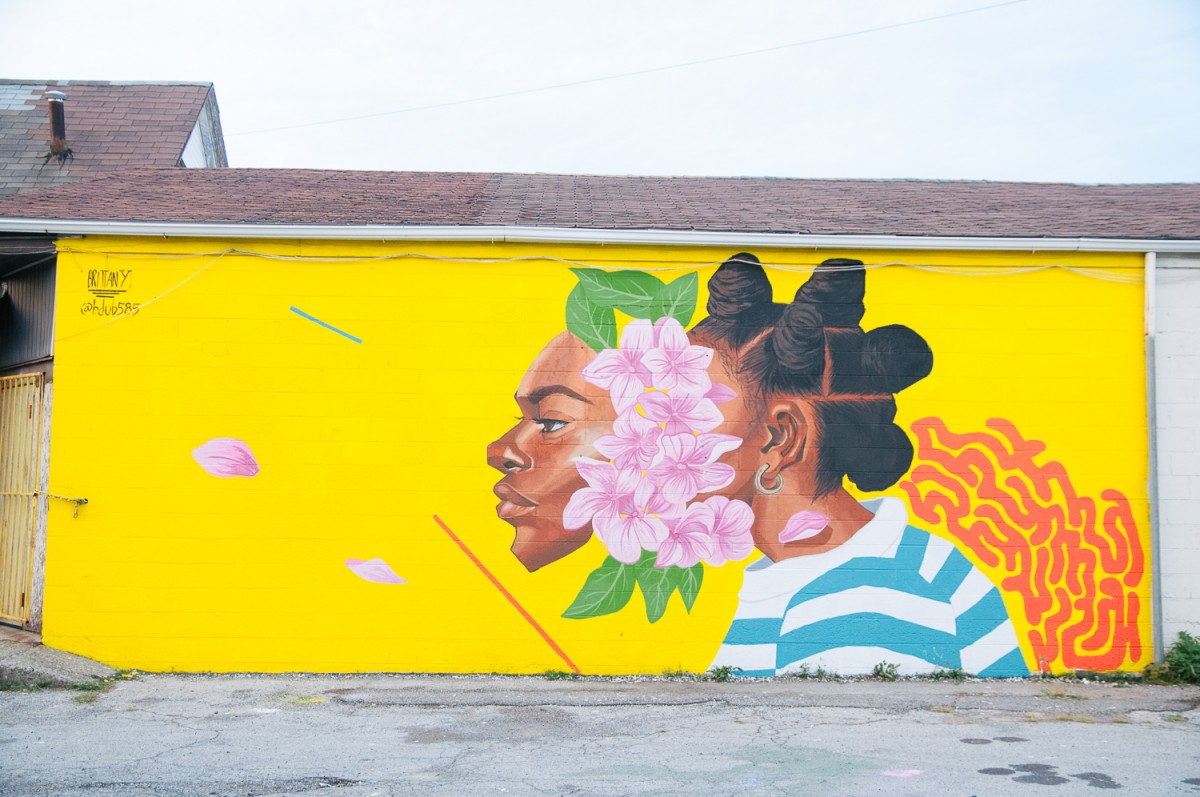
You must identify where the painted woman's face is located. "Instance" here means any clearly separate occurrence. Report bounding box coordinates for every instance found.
[487,332,617,571]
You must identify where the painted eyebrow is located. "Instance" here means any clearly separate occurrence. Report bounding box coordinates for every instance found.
[519,385,594,405]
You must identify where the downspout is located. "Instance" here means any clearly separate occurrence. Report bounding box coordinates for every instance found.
[1145,251,1163,662]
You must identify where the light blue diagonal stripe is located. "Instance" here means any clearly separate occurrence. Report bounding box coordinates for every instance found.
[289,306,363,343]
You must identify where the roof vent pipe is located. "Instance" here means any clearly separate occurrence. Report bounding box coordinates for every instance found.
[45,90,73,165]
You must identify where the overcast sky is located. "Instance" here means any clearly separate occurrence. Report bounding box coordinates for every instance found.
[1,0,1197,182]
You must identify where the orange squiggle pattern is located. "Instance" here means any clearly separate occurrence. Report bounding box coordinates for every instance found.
[899,418,1146,673]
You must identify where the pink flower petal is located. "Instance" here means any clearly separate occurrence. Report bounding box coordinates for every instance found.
[639,392,723,435]
[192,438,260,478]
[345,557,406,584]
[595,412,663,471]
[655,503,716,568]
[779,510,830,543]
[563,487,611,530]
[652,317,689,349]
[703,496,755,565]
[705,382,738,404]
[620,318,656,352]
[573,457,616,488]
[595,511,666,564]
[693,433,743,461]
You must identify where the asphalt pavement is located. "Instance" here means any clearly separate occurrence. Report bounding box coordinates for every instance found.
[2,625,1199,796]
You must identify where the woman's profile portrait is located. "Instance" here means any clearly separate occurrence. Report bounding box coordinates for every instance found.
[486,331,617,572]
[692,254,1025,677]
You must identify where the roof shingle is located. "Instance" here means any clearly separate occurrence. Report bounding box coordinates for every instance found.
[0,168,1197,241]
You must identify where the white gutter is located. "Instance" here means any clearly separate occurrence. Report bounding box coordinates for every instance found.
[1145,252,1164,663]
[3,218,1200,253]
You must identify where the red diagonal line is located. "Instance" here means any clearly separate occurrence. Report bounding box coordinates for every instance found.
[432,514,580,674]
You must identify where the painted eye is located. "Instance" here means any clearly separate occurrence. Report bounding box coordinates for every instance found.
[534,418,568,433]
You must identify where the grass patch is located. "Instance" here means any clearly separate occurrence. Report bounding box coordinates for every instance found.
[540,669,580,681]
[1050,714,1095,723]
[788,663,838,681]
[0,676,55,692]
[1,668,140,695]
[1164,715,1187,723]
[924,667,968,682]
[68,669,141,702]
[929,705,957,714]
[1041,687,1088,700]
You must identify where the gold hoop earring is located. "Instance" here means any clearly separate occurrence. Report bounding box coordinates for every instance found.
[754,463,784,495]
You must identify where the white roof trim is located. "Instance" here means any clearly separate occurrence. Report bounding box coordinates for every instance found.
[1,218,1199,253]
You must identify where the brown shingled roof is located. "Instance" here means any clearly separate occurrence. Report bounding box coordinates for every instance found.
[0,80,225,196]
[0,168,1197,240]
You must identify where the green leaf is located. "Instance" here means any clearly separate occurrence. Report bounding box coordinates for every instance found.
[673,564,704,613]
[570,269,664,317]
[652,272,699,328]
[562,556,635,619]
[632,552,672,624]
[565,282,617,352]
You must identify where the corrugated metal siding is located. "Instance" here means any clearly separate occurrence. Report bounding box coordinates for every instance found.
[0,256,56,369]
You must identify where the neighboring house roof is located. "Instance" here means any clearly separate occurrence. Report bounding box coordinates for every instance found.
[0,168,1197,247]
[0,80,227,197]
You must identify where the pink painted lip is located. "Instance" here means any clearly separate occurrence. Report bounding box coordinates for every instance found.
[494,482,538,519]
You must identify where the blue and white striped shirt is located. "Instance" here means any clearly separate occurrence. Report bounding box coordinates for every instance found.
[712,497,1028,678]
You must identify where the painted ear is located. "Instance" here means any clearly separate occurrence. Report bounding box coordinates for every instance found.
[760,401,810,471]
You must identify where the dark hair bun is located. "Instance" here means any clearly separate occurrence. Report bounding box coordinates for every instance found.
[706,252,772,319]
[795,258,866,328]
[816,400,914,494]
[845,422,916,492]
[770,301,825,378]
[860,325,934,393]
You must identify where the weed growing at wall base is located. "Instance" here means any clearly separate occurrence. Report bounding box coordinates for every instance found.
[872,661,901,681]
[707,665,741,682]
[1145,632,1200,684]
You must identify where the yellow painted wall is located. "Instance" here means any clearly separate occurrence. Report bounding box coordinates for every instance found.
[42,237,1150,674]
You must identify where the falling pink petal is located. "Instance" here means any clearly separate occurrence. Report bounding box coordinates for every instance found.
[192,438,260,478]
[345,557,406,584]
[882,770,922,778]
[779,510,830,543]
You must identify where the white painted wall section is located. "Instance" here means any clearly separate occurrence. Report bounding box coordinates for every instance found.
[1155,253,1200,645]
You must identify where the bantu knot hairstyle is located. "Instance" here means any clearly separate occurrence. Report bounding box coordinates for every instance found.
[692,253,933,497]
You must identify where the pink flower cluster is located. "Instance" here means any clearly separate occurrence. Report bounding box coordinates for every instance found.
[563,318,755,568]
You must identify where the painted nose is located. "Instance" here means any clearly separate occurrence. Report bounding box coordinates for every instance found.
[487,428,530,473]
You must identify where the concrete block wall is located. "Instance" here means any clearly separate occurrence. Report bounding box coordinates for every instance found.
[1155,253,1200,645]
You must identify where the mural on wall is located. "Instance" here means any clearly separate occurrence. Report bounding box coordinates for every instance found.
[488,253,1143,677]
[45,238,1150,675]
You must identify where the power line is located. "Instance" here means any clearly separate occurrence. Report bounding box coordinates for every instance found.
[228,0,1029,137]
